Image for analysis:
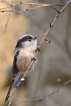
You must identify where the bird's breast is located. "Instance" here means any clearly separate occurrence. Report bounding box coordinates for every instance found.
[16,50,36,72]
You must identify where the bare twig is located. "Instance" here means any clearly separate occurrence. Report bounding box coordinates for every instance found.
[2,11,11,35]
[39,0,71,46]
[0,1,71,13]
[0,3,51,14]
[51,6,60,13]
[2,0,13,35]
[15,79,71,102]
[8,97,12,106]
[0,2,67,11]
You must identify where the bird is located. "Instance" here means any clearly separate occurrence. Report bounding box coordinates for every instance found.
[5,34,39,101]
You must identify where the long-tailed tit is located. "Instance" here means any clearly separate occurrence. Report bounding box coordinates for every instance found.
[5,34,38,101]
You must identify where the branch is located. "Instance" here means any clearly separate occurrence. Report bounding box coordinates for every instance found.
[15,79,71,102]
[39,0,71,46]
[0,1,71,13]
[2,0,13,35]
[0,2,51,13]
[0,2,68,11]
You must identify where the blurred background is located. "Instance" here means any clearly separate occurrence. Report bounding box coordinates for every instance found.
[0,0,71,106]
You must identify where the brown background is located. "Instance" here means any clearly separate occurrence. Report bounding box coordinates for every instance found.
[0,0,71,106]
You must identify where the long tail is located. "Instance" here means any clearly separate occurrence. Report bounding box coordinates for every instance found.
[5,79,14,101]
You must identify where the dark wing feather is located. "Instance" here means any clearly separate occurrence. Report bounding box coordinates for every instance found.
[13,50,20,78]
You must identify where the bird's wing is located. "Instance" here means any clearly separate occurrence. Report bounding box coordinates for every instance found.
[13,50,20,78]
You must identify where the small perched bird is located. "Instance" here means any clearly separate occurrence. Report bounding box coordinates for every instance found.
[5,34,38,101]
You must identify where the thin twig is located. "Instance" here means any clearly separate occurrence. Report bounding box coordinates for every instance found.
[0,2,67,11]
[2,12,11,35]
[0,2,71,13]
[15,79,71,102]
[39,0,71,46]
[2,0,13,35]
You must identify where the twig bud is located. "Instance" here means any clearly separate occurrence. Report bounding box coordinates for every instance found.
[20,1,22,4]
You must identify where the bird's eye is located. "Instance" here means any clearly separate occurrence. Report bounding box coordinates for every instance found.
[28,39,31,42]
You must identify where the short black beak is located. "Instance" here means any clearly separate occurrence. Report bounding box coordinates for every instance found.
[34,37,37,39]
